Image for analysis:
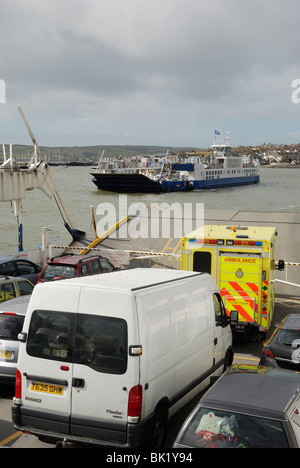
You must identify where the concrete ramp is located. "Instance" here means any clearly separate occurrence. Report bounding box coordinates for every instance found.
[98,209,300,297]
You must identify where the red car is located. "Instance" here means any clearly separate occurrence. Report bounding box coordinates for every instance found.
[38,255,116,282]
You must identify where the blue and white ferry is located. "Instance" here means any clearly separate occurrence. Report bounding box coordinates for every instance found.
[91,133,260,193]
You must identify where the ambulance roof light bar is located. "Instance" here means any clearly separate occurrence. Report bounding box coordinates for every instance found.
[189,238,263,247]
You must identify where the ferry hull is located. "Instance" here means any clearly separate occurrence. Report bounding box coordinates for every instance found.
[92,173,259,193]
[91,173,164,193]
[191,175,260,190]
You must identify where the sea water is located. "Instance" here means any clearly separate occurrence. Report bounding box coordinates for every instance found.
[0,167,299,254]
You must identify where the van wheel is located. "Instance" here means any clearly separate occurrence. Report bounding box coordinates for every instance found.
[151,407,168,448]
[223,350,234,372]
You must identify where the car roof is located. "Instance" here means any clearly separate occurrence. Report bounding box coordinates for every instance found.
[0,256,35,264]
[0,295,31,316]
[200,365,300,420]
[0,275,13,282]
[0,257,13,264]
[0,275,26,282]
[47,255,105,265]
[281,314,300,330]
[38,268,204,292]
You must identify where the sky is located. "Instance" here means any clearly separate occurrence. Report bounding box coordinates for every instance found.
[1,0,300,148]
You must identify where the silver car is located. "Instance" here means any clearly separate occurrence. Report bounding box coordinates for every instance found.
[173,365,300,448]
[0,296,31,384]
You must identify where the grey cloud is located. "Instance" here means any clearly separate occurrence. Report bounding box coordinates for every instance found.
[1,0,300,146]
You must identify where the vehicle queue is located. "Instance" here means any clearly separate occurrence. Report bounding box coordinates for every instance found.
[0,231,300,449]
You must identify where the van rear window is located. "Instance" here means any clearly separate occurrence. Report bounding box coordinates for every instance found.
[26,310,127,374]
[74,315,127,374]
[27,310,74,361]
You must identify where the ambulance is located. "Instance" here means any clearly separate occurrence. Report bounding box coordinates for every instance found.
[181,225,280,339]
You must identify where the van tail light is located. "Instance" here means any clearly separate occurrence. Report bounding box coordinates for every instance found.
[15,369,22,399]
[128,385,142,420]
[263,347,275,359]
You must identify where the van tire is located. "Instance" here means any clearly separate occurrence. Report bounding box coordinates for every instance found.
[223,349,234,372]
[150,406,168,448]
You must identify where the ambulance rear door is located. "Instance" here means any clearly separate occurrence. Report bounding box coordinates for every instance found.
[192,248,217,279]
[218,251,262,325]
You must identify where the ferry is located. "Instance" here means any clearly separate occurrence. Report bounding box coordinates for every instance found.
[91,133,260,193]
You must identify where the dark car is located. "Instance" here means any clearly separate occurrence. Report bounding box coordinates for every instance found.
[38,254,116,282]
[0,295,31,384]
[0,257,42,285]
[173,364,300,448]
[260,314,300,371]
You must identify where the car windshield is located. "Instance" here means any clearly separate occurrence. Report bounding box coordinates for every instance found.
[273,329,300,346]
[178,407,289,448]
[0,314,25,340]
[41,264,77,280]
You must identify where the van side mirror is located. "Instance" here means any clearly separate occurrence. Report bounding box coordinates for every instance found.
[276,260,285,271]
[230,310,238,326]
[18,332,27,343]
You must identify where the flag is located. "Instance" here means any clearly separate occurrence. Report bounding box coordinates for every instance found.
[215,130,220,135]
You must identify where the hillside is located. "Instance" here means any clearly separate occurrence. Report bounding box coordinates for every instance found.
[2,144,200,163]
[2,142,300,164]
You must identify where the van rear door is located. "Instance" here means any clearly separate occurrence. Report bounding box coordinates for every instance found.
[19,285,80,433]
[70,287,140,443]
[21,308,76,433]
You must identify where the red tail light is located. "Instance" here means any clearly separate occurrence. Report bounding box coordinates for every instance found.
[15,369,22,399]
[263,348,275,359]
[128,385,142,418]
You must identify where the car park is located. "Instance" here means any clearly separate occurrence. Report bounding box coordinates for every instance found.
[38,254,116,282]
[173,364,300,448]
[0,257,42,285]
[260,314,300,371]
[0,276,34,303]
[0,295,31,384]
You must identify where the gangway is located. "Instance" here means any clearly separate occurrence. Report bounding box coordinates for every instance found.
[0,107,86,251]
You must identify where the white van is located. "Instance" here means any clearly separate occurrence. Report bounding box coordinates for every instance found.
[12,268,234,447]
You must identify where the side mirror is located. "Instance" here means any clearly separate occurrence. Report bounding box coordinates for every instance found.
[276,260,285,271]
[18,332,27,343]
[230,310,238,326]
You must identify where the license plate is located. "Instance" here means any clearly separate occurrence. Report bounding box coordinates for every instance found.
[31,382,64,395]
[0,350,13,359]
